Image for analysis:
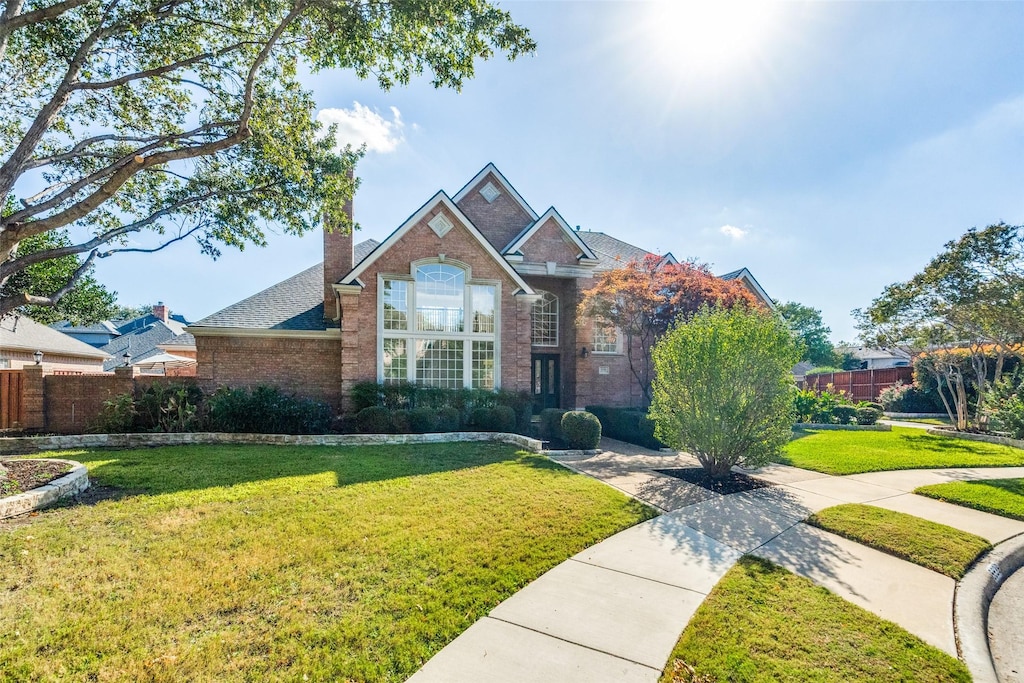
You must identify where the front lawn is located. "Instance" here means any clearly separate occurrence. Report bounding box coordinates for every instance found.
[0,443,653,682]
[776,427,1024,475]
[807,504,990,578]
[660,556,970,682]
[916,478,1024,521]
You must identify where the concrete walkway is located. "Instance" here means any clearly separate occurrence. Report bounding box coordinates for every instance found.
[410,439,1024,681]
[990,568,1024,682]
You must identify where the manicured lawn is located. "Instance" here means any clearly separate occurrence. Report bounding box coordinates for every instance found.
[806,504,990,578]
[916,478,1024,521]
[0,443,654,682]
[776,427,1024,475]
[660,556,970,682]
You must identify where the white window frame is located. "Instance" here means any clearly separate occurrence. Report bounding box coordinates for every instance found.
[531,290,559,347]
[377,258,501,389]
[592,320,623,354]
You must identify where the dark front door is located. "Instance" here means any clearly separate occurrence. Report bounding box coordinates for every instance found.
[531,353,560,413]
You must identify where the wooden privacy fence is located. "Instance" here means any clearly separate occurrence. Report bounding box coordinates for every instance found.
[802,366,914,402]
[0,370,25,429]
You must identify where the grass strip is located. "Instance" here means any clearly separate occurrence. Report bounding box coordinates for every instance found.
[806,504,990,578]
[660,556,970,683]
[916,478,1024,521]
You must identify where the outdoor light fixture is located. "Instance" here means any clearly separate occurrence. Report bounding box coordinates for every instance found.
[33,350,43,365]
[580,346,589,358]
[122,351,131,367]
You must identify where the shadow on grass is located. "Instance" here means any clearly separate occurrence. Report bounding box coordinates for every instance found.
[71,442,538,498]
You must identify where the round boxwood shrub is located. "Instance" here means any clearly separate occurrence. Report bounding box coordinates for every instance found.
[832,405,858,425]
[493,405,517,433]
[863,402,885,413]
[856,406,882,425]
[435,406,461,432]
[391,409,412,434]
[561,410,602,449]
[356,406,392,433]
[469,406,493,431]
[409,407,438,433]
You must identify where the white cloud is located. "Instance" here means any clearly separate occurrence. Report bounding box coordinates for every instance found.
[316,102,405,154]
[719,224,748,240]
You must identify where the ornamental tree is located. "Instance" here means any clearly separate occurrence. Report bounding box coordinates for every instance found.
[577,254,763,403]
[649,305,801,479]
[776,300,836,367]
[0,0,535,318]
[856,222,1024,430]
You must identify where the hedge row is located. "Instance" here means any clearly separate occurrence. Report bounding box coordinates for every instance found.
[354,404,518,435]
[350,382,533,434]
[585,406,665,450]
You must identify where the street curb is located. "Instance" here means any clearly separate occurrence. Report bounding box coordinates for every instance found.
[0,459,89,520]
[955,533,1024,683]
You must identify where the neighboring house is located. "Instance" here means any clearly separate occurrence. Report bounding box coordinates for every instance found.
[0,314,110,372]
[836,345,912,370]
[792,360,816,383]
[100,305,196,374]
[719,268,776,311]
[50,320,121,348]
[190,164,774,412]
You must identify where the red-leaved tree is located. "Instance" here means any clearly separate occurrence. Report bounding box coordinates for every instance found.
[578,255,764,404]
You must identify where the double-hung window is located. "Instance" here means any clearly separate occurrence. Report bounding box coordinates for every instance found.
[379,262,499,389]
[592,319,622,354]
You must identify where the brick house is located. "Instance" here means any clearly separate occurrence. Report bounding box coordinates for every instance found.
[189,164,773,413]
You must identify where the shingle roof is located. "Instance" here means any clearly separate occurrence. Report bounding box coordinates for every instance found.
[99,321,195,371]
[1,315,111,359]
[577,231,658,270]
[192,240,379,332]
[51,320,120,335]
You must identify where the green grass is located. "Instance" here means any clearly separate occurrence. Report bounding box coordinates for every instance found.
[806,504,990,578]
[776,426,1024,475]
[916,478,1024,521]
[660,556,970,683]
[0,443,654,682]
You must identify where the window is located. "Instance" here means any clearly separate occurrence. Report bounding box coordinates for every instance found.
[379,262,499,389]
[531,291,558,346]
[592,320,622,354]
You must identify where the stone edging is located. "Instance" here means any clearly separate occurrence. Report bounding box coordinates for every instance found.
[0,431,544,456]
[926,429,1024,450]
[0,459,90,520]
[954,533,1024,683]
[883,412,948,419]
[793,423,891,431]
[541,448,601,459]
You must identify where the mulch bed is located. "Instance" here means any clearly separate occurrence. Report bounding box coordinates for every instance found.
[655,467,773,495]
[0,460,72,497]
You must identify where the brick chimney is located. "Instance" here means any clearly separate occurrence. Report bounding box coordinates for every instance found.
[152,301,168,323]
[323,194,354,321]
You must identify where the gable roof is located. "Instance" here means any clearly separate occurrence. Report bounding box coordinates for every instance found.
[192,263,328,332]
[100,320,195,371]
[452,163,539,221]
[1,315,111,359]
[503,207,598,261]
[340,191,535,295]
[718,267,775,310]
[577,230,678,271]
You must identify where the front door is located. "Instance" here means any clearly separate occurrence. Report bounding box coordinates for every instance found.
[531,353,560,413]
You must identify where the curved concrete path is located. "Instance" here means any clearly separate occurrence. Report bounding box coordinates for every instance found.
[990,568,1024,682]
[410,439,1024,682]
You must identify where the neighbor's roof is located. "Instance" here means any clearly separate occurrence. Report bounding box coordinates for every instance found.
[51,320,120,335]
[1,315,111,359]
[100,320,195,371]
[836,346,912,361]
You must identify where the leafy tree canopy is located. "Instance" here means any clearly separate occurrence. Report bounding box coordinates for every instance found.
[0,0,535,317]
[577,254,763,403]
[776,300,835,367]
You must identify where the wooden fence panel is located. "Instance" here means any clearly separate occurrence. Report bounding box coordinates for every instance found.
[803,366,913,402]
[0,370,25,429]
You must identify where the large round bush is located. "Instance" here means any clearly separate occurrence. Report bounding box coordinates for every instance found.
[560,410,602,449]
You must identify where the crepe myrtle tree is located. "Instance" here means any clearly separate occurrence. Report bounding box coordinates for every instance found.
[649,305,802,480]
[0,0,535,317]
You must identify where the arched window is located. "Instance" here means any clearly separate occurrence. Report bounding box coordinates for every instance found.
[379,261,499,390]
[531,291,558,347]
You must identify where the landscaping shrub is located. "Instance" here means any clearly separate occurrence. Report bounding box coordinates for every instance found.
[134,382,204,432]
[561,411,602,449]
[469,406,494,431]
[879,381,944,413]
[206,386,332,434]
[540,408,568,443]
[985,372,1024,439]
[348,382,532,434]
[793,389,819,423]
[855,406,882,425]
[585,406,665,450]
[355,406,392,434]
[435,406,461,432]
[408,407,438,433]
[390,409,412,434]
[863,401,884,412]
[832,406,858,425]
[492,405,517,433]
[92,392,137,433]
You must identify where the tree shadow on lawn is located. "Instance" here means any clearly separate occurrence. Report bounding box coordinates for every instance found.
[68,442,544,498]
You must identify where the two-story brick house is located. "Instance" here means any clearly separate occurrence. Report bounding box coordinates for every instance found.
[189,164,773,413]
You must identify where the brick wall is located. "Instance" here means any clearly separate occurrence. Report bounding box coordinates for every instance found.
[519,218,582,265]
[455,173,533,251]
[44,367,136,434]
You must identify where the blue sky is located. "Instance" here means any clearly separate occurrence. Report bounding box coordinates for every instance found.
[92,1,1024,341]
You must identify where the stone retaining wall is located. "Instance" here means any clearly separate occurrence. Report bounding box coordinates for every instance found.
[0,431,544,456]
[793,423,891,431]
[0,459,89,520]
[925,429,1024,450]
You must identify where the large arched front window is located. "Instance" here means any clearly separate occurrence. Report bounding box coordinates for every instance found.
[379,262,499,389]
[531,291,558,346]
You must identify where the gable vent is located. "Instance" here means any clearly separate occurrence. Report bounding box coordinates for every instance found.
[428,212,454,238]
[479,181,501,203]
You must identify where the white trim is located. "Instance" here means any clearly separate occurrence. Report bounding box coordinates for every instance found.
[452,163,539,220]
[511,262,596,279]
[720,267,776,311]
[503,207,597,260]
[530,290,559,348]
[333,283,362,296]
[340,191,535,296]
[187,327,342,339]
[479,181,501,203]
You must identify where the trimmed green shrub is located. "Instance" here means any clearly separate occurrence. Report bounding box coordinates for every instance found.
[408,407,438,433]
[356,406,392,433]
[92,392,137,433]
[391,409,412,434]
[207,385,332,434]
[469,406,494,431]
[856,406,882,425]
[832,406,858,425]
[561,411,601,449]
[435,406,461,432]
[863,402,884,412]
[540,408,568,443]
[348,382,532,434]
[493,405,517,433]
[585,406,665,450]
